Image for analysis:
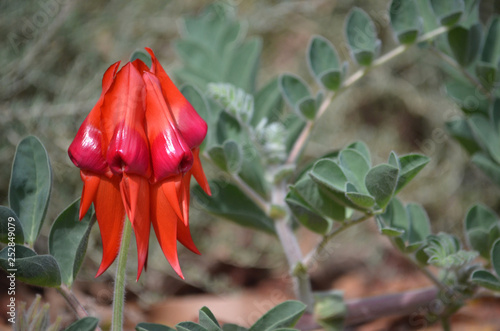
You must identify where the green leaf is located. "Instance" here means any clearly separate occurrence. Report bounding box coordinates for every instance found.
[207,141,242,174]
[492,239,500,277]
[470,270,500,291]
[248,300,306,331]
[216,111,242,144]
[339,149,370,194]
[222,325,248,331]
[445,80,489,115]
[468,115,500,164]
[297,97,317,120]
[447,24,482,67]
[430,0,465,26]
[225,38,262,93]
[346,141,371,165]
[9,136,52,245]
[378,198,409,240]
[0,245,61,287]
[424,233,477,268]
[192,181,275,234]
[313,290,346,330]
[345,7,380,66]
[446,119,482,154]
[415,0,439,33]
[292,178,346,222]
[465,204,498,232]
[284,114,306,154]
[252,78,284,126]
[406,203,431,250]
[481,17,500,64]
[345,191,376,209]
[64,317,99,331]
[365,164,399,209]
[286,192,332,235]
[199,306,222,331]
[395,154,430,193]
[130,49,152,68]
[471,153,500,187]
[389,0,421,44]
[208,83,254,124]
[309,160,348,192]
[0,206,24,244]
[307,35,343,90]
[136,323,176,331]
[467,228,492,259]
[176,322,208,331]
[279,74,312,118]
[49,200,95,286]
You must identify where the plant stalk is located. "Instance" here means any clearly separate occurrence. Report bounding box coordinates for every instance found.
[286,25,450,165]
[57,284,102,331]
[111,219,132,331]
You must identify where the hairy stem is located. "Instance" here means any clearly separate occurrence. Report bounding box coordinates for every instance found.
[111,219,132,331]
[286,25,450,165]
[303,214,373,267]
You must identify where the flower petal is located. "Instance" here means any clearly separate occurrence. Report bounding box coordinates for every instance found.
[102,63,150,177]
[119,173,150,280]
[143,72,193,181]
[191,147,211,195]
[160,175,185,223]
[145,48,207,149]
[79,170,100,220]
[150,181,184,279]
[177,216,200,255]
[94,175,125,277]
[68,62,120,175]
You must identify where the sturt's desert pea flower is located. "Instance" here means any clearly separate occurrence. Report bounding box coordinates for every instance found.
[68,48,211,280]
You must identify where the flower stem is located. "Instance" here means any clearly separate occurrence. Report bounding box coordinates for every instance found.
[111,218,132,331]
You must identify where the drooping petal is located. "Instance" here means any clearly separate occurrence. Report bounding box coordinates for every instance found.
[145,48,207,149]
[131,58,150,74]
[68,62,120,175]
[143,72,193,181]
[79,170,100,220]
[119,173,150,280]
[101,63,150,177]
[161,175,185,223]
[94,175,126,277]
[191,147,211,195]
[177,216,200,255]
[150,181,183,279]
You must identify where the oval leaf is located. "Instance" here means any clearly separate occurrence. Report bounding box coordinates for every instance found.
[279,74,311,115]
[248,300,306,331]
[64,317,100,331]
[0,245,61,287]
[447,24,482,67]
[345,7,379,66]
[492,239,500,278]
[471,269,500,291]
[49,200,95,286]
[430,0,465,26]
[389,0,421,44]
[307,35,342,90]
[365,164,399,209]
[9,136,52,245]
[192,181,275,234]
[0,206,24,244]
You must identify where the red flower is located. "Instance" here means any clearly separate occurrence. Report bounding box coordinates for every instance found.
[68,48,211,280]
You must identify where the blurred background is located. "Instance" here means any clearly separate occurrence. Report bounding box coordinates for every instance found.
[1,0,500,329]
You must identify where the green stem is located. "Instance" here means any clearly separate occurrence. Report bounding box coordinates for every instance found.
[286,25,451,165]
[111,219,132,331]
[303,214,373,267]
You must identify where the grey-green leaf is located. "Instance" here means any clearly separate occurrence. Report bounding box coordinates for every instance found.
[470,270,500,291]
[430,0,465,26]
[339,149,370,194]
[492,239,500,277]
[222,325,248,331]
[447,24,482,67]
[365,164,399,209]
[279,74,312,117]
[307,35,343,90]
[389,0,421,44]
[252,78,284,126]
[0,206,24,244]
[286,192,332,235]
[309,159,348,192]
[395,154,430,193]
[199,306,221,331]
[192,181,275,234]
[345,7,380,66]
[129,49,152,68]
[248,300,306,331]
[471,153,500,187]
[64,317,99,331]
[481,17,500,65]
[465,204,498,232]
[379,198,409,240]
[467,228,492,259]
[176,322,208,331]
[136,323,176,331]
[49,200,95,287]
[0,245,61,287]
[9,136,52,245]
[407,203,431,249]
